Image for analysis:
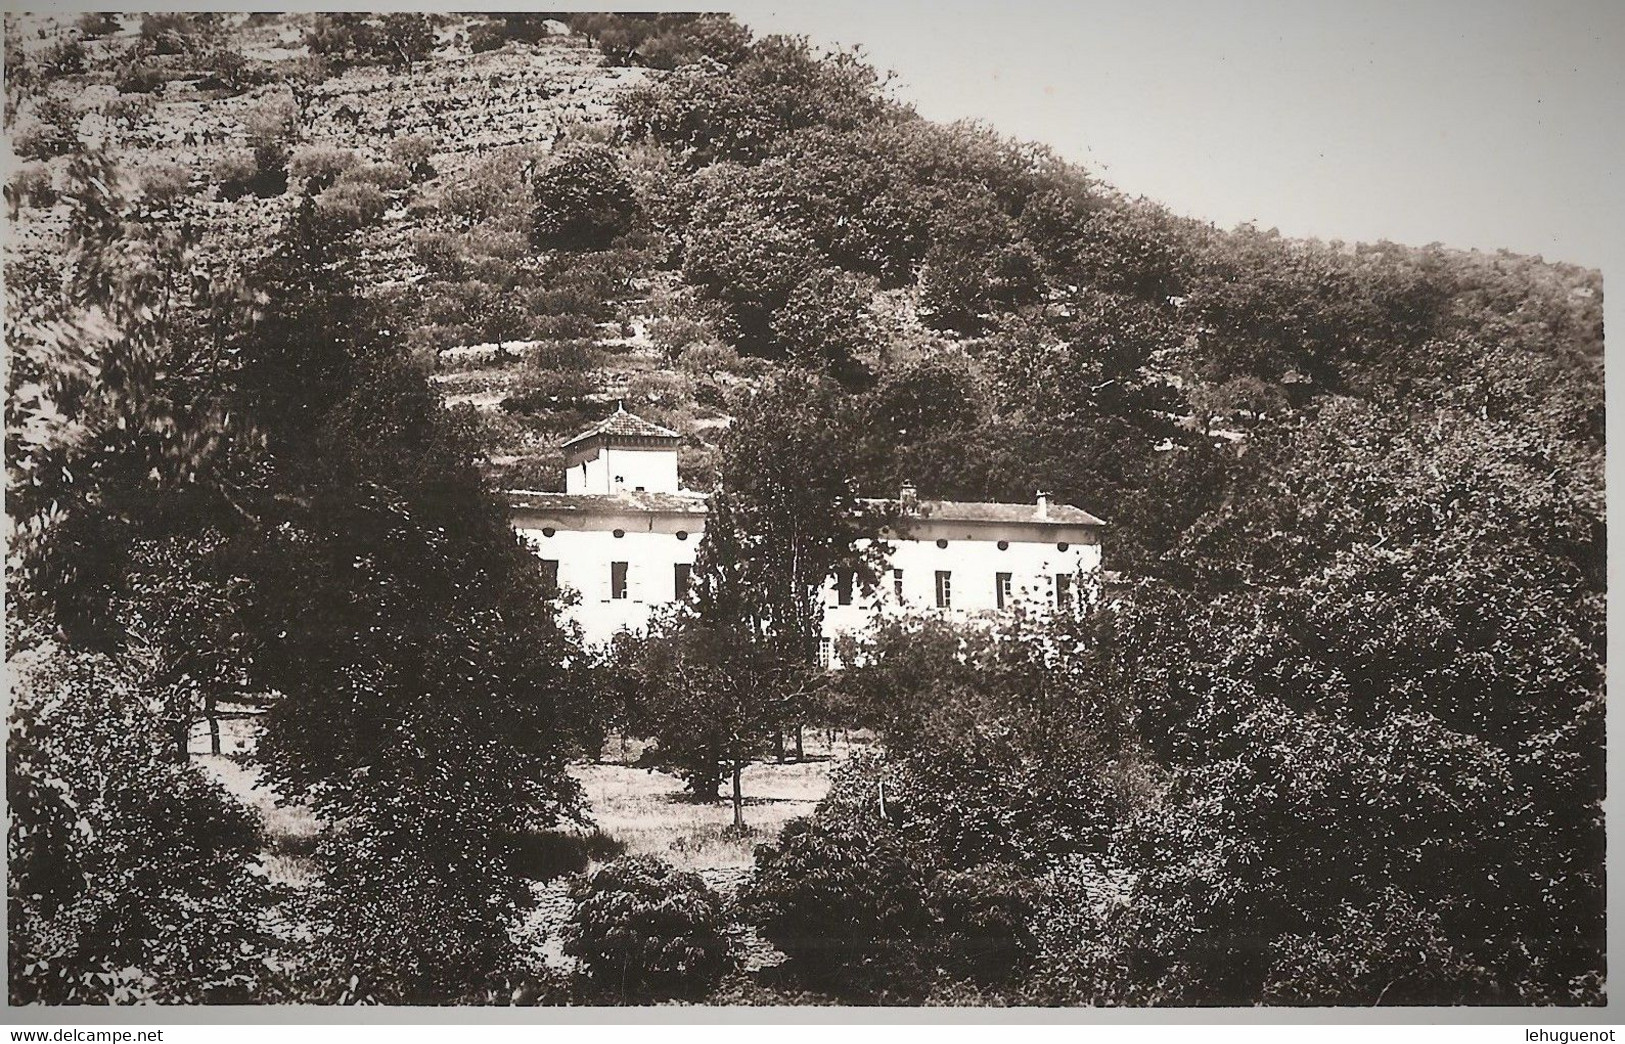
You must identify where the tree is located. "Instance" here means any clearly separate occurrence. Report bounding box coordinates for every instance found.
[679,203,821,351]
[618,34,896,167]
[307,13,433,69]
[8,644,281,1004]
[529,143,640,252]
[919,192,1046,334]
[703,371,891,666]
[634,609,792,823]
[236,194,594,1002]
[770,266,875,379]
[5,149,279,1006]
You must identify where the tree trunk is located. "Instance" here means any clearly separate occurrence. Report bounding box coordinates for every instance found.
[773,728,785,762]
[206,692,221,756]
[731,761,744,832]
[173,721,190,764]
[794,724,804,761]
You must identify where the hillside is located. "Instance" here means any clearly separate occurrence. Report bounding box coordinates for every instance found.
[5,11,1604,570]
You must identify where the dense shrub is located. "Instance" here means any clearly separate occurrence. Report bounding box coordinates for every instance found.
[76,12,121,38]
[530,144,640,252]
[212,150,258,200]
[340,159,411,192]
[14,98,80,160]
[8,644,281,1004]
[314,180,389,230]
[242,95,298,180]
[39,37,87,76]
[743,756,935,977]
[387,133,438,180]
[467,14,560,53]
[8,162,55,209]
[501,369,599,413]
[138,162,191,206]
[197,47,263,94]
[115,60,169,95]
[563,856,732,997]
[529,338,604,372]
[288,143,360,191]
[139,13,220,57]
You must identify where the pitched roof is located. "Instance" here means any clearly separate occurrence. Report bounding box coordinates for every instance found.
[508,490,709,516]
[866,498,1107,527]
[506,490,1102,527]
[561,406,681,449]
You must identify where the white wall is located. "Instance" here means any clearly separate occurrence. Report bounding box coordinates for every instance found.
[518,509,1101,649]
[517,509,703,642]
[565,443,681,494]
[821,519,1102,655]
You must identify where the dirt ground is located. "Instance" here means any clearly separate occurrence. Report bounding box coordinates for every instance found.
[195,717,849,881]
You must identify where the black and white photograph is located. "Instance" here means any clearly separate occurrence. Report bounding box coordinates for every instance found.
[2,3,1614,1018]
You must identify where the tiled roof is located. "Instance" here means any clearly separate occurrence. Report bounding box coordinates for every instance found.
[508,490,709,516]
[507,490,1103,526]
[561,406,681,448]
[865,498,1107,527]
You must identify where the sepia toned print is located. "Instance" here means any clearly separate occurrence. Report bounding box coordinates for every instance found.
[4,11,1604,1009]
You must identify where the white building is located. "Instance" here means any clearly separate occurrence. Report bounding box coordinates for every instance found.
[510,406,1106,655]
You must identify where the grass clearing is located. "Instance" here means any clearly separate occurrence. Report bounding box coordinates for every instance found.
[569,751,843,873]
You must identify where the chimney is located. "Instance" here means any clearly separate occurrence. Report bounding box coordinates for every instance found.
[900,481,918,512]
[1036,489,1050,520]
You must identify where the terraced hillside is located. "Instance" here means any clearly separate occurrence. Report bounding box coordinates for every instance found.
[6,10,1601,559]
[7,13,640,274]
[9,12,786,491]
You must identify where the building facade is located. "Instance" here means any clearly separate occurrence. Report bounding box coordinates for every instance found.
[509,407,1106,654]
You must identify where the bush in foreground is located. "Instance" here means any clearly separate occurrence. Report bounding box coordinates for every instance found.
[563,855,732,998]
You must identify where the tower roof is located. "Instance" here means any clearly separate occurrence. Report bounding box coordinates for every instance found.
[561,405,681,449]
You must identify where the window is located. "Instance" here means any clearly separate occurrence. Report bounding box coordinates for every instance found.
[818,637,832,669]
[935,570,952,609]
[674,562,692,599]
[1055,572,1073,609]
[611,561,629,600]
[836,570,854,606]
[540,559,560,597]
[893,568,905,603]
[996,571,1012,609]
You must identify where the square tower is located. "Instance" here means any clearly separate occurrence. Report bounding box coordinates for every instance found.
[562,405,683,494]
